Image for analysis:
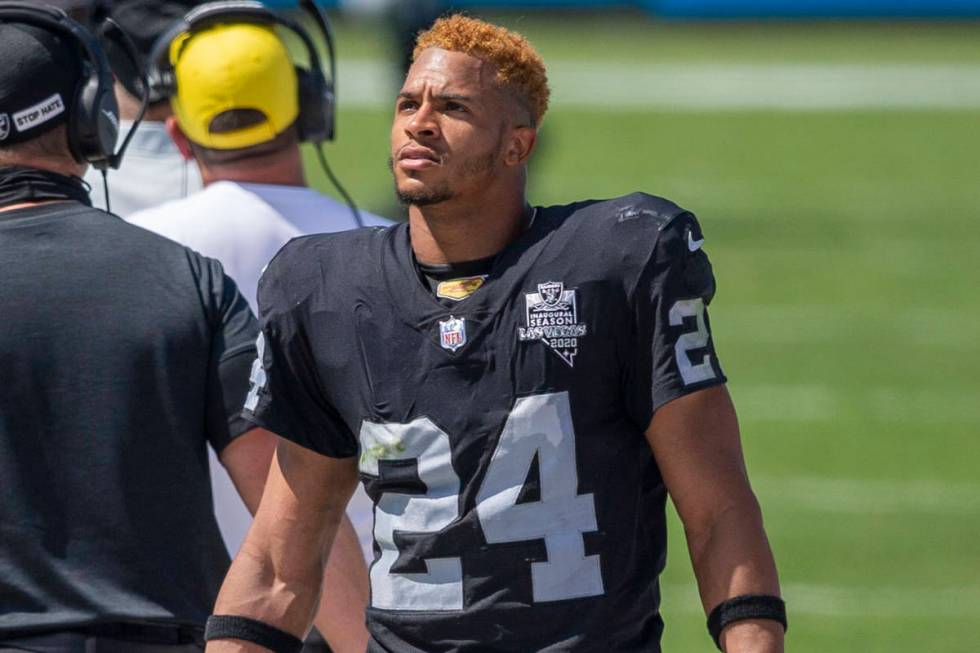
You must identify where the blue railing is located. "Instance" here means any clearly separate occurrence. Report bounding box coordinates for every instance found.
[653,0,980,17]
[264,1,980,17]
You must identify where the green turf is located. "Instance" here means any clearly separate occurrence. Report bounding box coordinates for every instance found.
[303,15,980,652]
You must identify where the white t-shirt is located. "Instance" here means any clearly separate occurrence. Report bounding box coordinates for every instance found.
[85,121,203,218]
[130,181,391,312]
[129,181,392,560]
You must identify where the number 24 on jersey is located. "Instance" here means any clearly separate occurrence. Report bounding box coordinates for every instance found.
[359,392,604,611]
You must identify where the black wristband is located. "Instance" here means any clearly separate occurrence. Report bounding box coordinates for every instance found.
[205,615,304,653]
[707,594,787,651]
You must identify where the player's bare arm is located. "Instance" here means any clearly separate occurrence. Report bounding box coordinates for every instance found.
[217,428,369,653]
[646,385,784,653]
[207,438,359,652]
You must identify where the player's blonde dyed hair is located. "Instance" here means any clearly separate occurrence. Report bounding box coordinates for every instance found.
[413,15,550,127]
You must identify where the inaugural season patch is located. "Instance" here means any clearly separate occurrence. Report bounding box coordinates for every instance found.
[518,281,587,367]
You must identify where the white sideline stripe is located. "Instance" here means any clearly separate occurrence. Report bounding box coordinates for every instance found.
[732,383,980,424]
[549,62,980,110]
[721,305,980,349]
[753,476,980,515]
[339,61,980,110]
[733,384,838,421]
[663,583,980,617]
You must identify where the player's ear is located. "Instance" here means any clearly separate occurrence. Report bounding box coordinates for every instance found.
[165,117,195,162]
[505,125,537,167]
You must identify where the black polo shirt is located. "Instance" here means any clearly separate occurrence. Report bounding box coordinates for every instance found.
[0,201,258,634]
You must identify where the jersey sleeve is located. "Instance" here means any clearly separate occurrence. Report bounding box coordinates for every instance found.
[200,260,260,453]
[625,211,727,429]
[241,249,358,458]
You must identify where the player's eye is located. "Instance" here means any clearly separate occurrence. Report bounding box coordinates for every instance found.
[445,101,467,113]
[397,99,419,113]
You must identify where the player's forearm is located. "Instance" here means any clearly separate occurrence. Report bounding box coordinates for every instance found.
[686,495,783,652]
[207,529,332,652]
[208,442,361,652]
[311,515,370,653]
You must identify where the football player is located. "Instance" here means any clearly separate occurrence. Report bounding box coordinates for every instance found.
[205,15,785,653]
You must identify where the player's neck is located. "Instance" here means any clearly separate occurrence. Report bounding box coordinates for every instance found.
[115,86,171,123]
[200,148,307,188]
[409,192,530,265]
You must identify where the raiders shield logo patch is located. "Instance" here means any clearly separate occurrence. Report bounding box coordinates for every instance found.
[439,316,467,352]
[518,281,588,366]
[0,114,9,142]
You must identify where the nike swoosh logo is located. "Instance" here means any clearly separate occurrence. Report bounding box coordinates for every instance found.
[687,230,705,252]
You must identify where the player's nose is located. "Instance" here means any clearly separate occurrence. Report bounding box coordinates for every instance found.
[406,100,439,140]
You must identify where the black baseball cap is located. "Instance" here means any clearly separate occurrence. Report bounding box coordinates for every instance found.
[0,22,82,146]
[94,0,203,99]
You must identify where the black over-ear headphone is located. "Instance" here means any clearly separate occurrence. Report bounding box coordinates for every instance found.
[148,0,337,144]
[0,1,144,170]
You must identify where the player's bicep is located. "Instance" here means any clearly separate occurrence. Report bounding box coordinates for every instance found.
[219,426,278,514]
[644,385,752,532]
[268,438,359,520]
[245,438,359,571]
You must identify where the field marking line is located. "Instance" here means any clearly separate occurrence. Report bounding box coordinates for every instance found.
[662,582,980,617]
[719,305,980,349]
[730,382,980,425]
[548,62,980,110]
[752,476,980,515]
[339,61,980,110]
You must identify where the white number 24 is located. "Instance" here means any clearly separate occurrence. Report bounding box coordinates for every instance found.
[358,392,604,611]
[669,298,717,386]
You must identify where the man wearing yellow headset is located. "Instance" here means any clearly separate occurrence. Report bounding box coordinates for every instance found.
[128,9,390,653]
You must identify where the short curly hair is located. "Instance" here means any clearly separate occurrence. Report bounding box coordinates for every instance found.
[413,15,550,127]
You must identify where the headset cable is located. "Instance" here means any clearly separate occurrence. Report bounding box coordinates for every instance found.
[315,146,363,228]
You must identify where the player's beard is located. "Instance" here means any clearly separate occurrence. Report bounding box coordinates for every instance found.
[393,176,454,207]
[390,148,498,207]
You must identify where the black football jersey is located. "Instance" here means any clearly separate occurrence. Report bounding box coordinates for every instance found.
[244,192,727,653]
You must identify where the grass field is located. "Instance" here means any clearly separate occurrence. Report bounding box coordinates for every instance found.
[304,12,980,652]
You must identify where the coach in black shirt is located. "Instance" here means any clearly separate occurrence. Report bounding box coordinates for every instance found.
[0,10,366,653]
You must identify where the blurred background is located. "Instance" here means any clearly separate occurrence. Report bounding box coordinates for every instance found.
[64,0,980,650]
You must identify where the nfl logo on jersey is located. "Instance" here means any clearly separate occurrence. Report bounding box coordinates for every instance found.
[439,316,466,352]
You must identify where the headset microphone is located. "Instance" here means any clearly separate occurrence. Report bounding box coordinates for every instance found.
[98,19,148,171]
